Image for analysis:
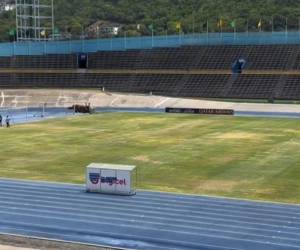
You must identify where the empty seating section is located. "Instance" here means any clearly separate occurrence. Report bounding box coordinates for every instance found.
[87,47,201,70]
[1,72,300,99]
[227,75,279,99]
[86,45,299,70]
[135,75,185,95]
[192,46,249,70]
[88,50,140,69]
[0,73,69,88]
[0,74,11,88]
[280,76,300,100]
[193,45,294,70]
[291,52,300,70]
[0,54,77,68]
[0,45,299,70]
[93,74,135,92]
[246,45,294,70]
[0,57,11,68]
[136,47,200,69]
[179,75,230,98]
[0,73,146,91]
[0,73,186,95]
[15,54,77,68]
[1,44,300,100]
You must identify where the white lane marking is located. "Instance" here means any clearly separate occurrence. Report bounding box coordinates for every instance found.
[0,203,299,244]
[0,179,297,212]
[1,180,300,248]
[0,193,299,233]
[0,186,299,224]
[0,216,298,250]
[0,182,299,219]
[1,199,297,238]
[0,191,298,230]
[1,178,299,212]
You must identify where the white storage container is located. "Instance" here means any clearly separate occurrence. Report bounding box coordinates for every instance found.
[86,163,137,195]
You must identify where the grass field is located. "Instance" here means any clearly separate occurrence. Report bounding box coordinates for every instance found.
[0,113,300,204]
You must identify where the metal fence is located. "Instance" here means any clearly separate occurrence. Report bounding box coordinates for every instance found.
[0,106,75,125]
[1,31,300,56]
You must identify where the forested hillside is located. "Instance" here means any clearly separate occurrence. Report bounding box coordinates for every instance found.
[1,0,300,41]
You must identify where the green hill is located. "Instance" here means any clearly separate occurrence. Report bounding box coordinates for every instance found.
[1,0,300,41]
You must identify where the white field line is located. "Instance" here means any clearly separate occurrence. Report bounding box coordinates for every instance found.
[154,98,170,108]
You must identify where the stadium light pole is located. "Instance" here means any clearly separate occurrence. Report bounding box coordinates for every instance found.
[192,11,195,38]
[12,41,15,56]
[151,26,154,48]
[233,22,237,41]
[220,19,223,38]
[285,17,288,41]
[51,0,55,40]
[124,31,127,49]
[110,32,113,51]
[206,20,209,45]
[179,28,182,45]
[68,33,72,54]
[43,38,47,55]
[28,41,31,56]
[81,25,85,52]
[207,20,209,35]
[96,25,99,51]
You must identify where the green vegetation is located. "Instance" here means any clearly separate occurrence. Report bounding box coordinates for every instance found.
[0,113,300,204]
[1,0,300,41]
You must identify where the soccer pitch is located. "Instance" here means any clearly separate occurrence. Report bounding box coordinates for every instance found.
[0,112,299,204]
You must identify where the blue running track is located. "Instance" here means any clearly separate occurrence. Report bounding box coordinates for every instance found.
[0,179,300,250]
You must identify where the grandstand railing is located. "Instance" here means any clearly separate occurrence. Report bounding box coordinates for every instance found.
[1,31,300,56]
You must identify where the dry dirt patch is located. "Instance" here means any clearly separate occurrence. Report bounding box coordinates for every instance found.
[214,132,263,140]
[132,155,162,165]
[0,246,35,250]
[196,180,247,192]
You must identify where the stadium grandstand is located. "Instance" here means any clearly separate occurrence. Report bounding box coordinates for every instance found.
[0,32,300,100]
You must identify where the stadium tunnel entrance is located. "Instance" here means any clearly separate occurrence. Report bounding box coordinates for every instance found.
[78,53,88,69]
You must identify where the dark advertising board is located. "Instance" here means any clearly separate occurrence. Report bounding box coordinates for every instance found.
[165,108,234,115]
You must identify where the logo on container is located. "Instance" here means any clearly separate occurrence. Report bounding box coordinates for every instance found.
[89,174,127,186]
[101,177,127,186]
[89,173,100,185]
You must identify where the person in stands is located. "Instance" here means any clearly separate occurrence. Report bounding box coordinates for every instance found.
[0,115,2,127]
